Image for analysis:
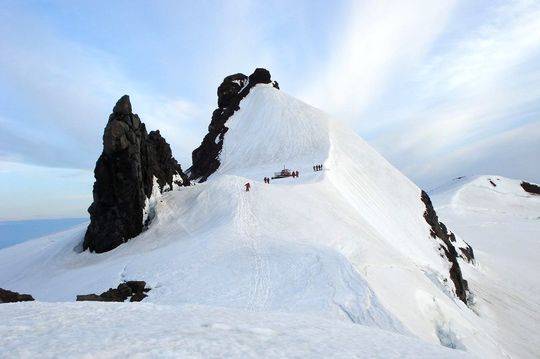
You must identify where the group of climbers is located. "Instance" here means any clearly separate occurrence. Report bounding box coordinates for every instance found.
[244,168,308,192]
[313,164,323,171]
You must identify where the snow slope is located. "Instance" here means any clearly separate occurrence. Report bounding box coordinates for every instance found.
[0,302,470,358]
[431,175,540,359]
[0,85,523,357]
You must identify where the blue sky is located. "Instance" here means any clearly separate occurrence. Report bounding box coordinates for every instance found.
[1,0,539,220]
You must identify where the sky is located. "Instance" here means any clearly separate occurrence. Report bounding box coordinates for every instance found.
[1,0,539,220]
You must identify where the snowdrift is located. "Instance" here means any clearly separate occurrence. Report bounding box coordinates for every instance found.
[1,85,530,357]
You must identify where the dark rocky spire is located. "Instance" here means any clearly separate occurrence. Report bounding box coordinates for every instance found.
[188,68,278,182]
[83,95,189,253]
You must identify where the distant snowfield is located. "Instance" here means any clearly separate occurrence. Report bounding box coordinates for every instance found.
[0,85,538,358]
[431,175,540,359]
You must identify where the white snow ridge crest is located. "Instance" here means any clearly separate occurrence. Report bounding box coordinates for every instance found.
[1,80,538,358]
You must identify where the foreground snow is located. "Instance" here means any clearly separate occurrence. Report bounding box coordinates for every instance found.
[0,302,469,358]
[431,175,540,359]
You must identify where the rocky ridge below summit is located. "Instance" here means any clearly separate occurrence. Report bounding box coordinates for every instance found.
[188,68,279,182]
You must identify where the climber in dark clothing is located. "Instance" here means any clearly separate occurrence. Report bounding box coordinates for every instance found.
[245,182,251,192]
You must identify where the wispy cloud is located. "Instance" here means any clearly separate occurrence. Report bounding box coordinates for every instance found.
[373,0,540,186]
[0,6,207,168]
[419,121,540,188]
[301,0,457,120]
[299,0,540,187]
[1,0,539,218]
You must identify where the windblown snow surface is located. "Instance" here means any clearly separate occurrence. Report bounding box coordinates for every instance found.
[430,175,540,359]
[0,85,534,358]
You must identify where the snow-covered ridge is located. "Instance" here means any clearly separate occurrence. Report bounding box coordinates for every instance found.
[431,175,540,218]
[216,84,331,176]
[1,83,528,357]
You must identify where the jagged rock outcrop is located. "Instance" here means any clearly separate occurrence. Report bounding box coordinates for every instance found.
[83,95,189,253]
[421,190,474,304]
[144,130,189,195]
[76,281,150,302]
[0,288,34,303]
[189,68,279,181]
[521,181,540,195]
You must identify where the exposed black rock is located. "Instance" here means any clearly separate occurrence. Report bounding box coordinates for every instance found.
[75,294,102,301]
[489,179,496,187]
[421,190,474,304]
[76,281,150,302]
[125,280,147,294]
[0,288,34,303]
[145,130,189,193]
[188,68,277,182]
[460,246,475,263]
[83,96,189,253]
[521,181,540,195]
[130,292,148,302]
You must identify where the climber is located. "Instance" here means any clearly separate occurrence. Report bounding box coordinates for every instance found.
[245,182,251,192]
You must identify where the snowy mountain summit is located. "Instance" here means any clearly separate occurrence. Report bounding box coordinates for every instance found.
[1,69,536,358]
